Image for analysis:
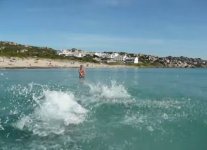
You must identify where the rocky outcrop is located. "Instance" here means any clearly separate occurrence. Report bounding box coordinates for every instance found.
[139,55,207,68]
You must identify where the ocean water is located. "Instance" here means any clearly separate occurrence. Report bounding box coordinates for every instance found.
[0,68,207,150]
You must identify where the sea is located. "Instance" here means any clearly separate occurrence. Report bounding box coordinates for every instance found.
[0,68,206,150]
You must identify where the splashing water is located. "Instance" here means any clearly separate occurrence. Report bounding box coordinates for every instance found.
[14,90,87,136]
[86,81,130,99]
[0,69,207,150]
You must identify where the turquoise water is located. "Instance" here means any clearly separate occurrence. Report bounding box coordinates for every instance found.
[0,68,207,150]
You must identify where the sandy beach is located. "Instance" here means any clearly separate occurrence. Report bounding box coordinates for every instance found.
[0,57,128,68]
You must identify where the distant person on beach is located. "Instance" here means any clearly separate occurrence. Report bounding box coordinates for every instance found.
[79,65,85,78]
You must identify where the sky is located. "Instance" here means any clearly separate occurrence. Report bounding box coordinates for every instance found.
[0,0,207,58]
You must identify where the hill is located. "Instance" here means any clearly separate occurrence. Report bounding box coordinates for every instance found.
[0,41,206,68]
[0,41,59,59]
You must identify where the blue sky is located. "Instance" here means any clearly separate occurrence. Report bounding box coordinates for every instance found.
[0,0,207,58]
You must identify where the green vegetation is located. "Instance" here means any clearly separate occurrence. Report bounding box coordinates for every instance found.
[0,41,59,58]
[2,41,204,68]
[67,55,99,63]
[0,41,98,63]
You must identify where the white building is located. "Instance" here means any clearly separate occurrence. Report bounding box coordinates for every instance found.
[134,57,139,64]
[125,57,139,64]
[109,53,119,59]
[113,55,127,62]
[58,49,85,58]
[94,52,105,57]
[73,51,83,58]
[58,50,73,56]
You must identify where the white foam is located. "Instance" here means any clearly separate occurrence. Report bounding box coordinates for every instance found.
[86,81,130,99]
[0,119,4,130]
[15,116,31,130]
[37,90,87,125]
[162,113,169,120]
[15,90,87,136]
[147,126,154,132]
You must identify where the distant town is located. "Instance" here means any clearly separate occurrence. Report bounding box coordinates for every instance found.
[58,48,207,68]
[58,49,139,64]
[0,41,207,68]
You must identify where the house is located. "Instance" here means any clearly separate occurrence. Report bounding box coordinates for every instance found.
[109,53,119,59]
[58,49,85,58]
[134,57,139,63]
[113,55,127,62]
[73,51,83,58]
[125,57,139,64]
[58,50,72,56]
[94,52,105,57]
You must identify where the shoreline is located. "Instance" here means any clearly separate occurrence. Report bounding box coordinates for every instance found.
[0,57,206,69]
[0,57,131,69]
[0,66,205,70]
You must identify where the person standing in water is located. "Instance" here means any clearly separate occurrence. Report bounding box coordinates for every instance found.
[79,65,85,78]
